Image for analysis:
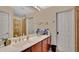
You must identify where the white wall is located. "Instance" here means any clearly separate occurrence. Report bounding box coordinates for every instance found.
[28,6,75,45]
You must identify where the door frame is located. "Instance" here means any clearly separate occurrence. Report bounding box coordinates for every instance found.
[56,9,76,51]
[75,7,79,52]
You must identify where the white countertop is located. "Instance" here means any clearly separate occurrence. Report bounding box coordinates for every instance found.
[0,35,50,52]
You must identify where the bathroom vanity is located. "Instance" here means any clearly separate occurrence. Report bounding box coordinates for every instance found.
[23,35,51,52]
[0,12,51,52]
[0,35,51,52]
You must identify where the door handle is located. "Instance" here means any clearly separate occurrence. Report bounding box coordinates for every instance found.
[57,32,59,35]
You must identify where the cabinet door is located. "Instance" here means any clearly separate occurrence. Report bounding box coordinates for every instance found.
[48,37,51,50]
[32,42,42,52]
[42,39,48,52]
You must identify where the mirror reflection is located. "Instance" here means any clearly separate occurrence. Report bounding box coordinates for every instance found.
[13,16,26,37]
[0,6,50,48]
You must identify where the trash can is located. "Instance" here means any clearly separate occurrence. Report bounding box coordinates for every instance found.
[51,45,57,52]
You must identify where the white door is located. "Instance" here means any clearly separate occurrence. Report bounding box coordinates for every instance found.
[0,12,9,39]
[56,10,75,52]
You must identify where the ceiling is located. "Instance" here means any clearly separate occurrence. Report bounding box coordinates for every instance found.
[11,6,51,17]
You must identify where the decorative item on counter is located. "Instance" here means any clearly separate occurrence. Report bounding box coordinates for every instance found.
[3,38,11,46]
[40,29,44,35]
[36,28,49,35]
[36,28,40,35]
[43,28,49,35]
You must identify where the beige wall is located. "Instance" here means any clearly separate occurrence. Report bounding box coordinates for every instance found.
[0,6,13,38]
[28,6,75,45]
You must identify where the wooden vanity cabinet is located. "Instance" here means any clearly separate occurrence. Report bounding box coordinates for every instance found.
[47,37,51,50]
[42,37,51,52]
[31,42,42,52]
[42,38,48,52]
[23,36,51,52]
[31,37,51,52]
